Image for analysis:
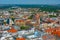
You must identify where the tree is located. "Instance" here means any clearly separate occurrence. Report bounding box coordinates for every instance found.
[56,13,59,16]
[20,26,30,30]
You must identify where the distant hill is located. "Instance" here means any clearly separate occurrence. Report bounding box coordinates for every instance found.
[0,4,60,12]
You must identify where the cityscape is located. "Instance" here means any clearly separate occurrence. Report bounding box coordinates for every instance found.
[0,4,60,40]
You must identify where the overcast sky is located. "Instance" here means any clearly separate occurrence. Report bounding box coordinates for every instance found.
[0,0,60,5]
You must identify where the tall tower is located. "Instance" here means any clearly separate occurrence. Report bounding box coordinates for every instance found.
[35,13,40,27]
